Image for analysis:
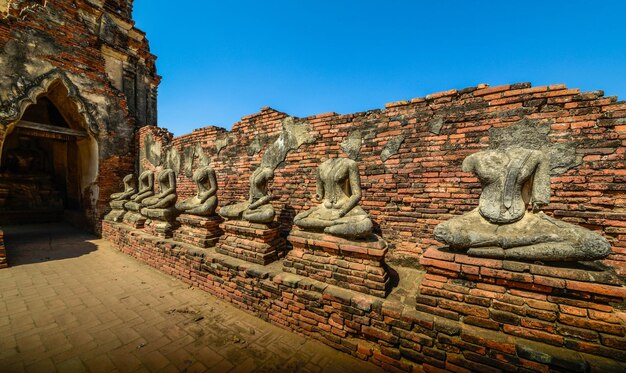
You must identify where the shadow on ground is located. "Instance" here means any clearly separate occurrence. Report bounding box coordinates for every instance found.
[3,222,97,266]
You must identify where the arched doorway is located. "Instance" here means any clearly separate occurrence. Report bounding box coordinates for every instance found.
[0,79,98,225]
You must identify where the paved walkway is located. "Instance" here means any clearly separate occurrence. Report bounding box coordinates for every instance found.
[0,223,382,373]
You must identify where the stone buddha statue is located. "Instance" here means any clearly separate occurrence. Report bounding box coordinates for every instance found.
[141,168,177,211]
[104,174,136,222]
[175,166,218,216]
[110,174,136,202]
[125,170,154,211]
[434,146,612,261]
[294,157,373,239]
[219,166,275,224]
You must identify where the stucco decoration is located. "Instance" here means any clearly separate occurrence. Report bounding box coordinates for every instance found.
[294,157,373,239]
[0,69,99,135]
[164,147,181,175]
[381,134,405,162]
[260,116,317,170]
[433,146,612,261]
[142,133,162,167]
[341,130,362,160]
[488,118,581,175]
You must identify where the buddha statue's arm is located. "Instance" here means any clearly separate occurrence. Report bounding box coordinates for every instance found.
[339,162,362,217]
[144,172,155,191]
[198,169,218,201]
[249,194,271,210]
[315,167,324,201]
[530,152,551,210]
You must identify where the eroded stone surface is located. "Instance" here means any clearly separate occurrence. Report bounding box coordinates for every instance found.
[294,158,373,239]
[175,166,218,217]
[434,146,612,261]
[380,134,405,162]
[219,166,275,224]
[104,174,135,222]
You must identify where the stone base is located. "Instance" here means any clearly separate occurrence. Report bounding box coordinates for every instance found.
[284,229,390,297]
[0,228,6,269]
[418,247,626,353]
[174,214,223,248]
[141,207,178,238]
[215,220,286,265]
[122,210,146,228]
[104,208,127,223]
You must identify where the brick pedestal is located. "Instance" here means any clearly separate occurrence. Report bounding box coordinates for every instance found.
[103,200,128,223]
[0,227,6,269]
[418,247,626,358]
[284,229,390,298]
[141,208,178,239]
[174,214,223,248]
[215,220,286,265]
[123,202,146,228]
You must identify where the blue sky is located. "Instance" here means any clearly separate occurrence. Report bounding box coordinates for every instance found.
[133,1,626,136]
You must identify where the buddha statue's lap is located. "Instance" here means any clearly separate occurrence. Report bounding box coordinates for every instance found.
[434,147,611,262]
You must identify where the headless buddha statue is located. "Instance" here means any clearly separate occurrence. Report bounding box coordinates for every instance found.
[175,166,218,216]
[141,169,177,211]
[434,146,611,261]
[219,166,275,224]
[294,158,373,239]
[124,170,154,212]
[110,174,136,202]
[104,174,137,222]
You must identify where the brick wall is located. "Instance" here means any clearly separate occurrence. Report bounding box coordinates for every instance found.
[140,82,626,275]
[104,222,626,371]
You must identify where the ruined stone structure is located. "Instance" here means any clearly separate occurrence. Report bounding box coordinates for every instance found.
[0,0,159,233]
[102,82,626,372]
[2,1,626,371]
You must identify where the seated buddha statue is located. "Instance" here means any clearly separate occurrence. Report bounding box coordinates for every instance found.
[175,166,218,216]
[294,157,373,239]
[110,174,136,202]
[433,146,612,262]
[104,174,137,222]
[219,166,275,224]
[141,168,177,212]
[124,170,154,212]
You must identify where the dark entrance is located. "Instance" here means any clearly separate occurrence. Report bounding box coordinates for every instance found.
[0,80,97,225]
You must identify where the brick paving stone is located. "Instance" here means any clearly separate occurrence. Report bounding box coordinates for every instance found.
[0,223,383,372]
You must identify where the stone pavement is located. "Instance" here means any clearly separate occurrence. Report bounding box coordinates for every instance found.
[0,223,383,373]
